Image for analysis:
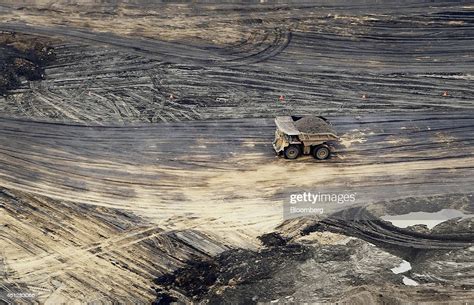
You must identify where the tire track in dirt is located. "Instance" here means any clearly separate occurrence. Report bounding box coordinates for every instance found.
[0,2,473,123]
[302,206,473,250]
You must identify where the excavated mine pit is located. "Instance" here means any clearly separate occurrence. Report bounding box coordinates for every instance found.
[0,1,473,304]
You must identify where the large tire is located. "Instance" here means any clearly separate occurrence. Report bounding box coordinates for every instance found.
[313,145,330,160]
[284,145,300,160]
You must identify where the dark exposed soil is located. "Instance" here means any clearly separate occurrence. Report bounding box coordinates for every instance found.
[0,32,55,95]
[153,222,473,304]
[153,241,313,304]
[258,232,289,247]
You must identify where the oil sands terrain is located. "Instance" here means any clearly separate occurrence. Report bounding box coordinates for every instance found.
[0,0,473,304]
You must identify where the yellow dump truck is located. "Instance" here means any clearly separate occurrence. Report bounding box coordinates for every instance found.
[273,116,339,160]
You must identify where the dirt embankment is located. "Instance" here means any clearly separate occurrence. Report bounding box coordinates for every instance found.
[152,194,473,304]
[0,32,55,94]
[153,234,314,304]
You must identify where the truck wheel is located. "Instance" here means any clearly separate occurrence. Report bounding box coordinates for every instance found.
[313,145,330,160]
[284,145,300,159]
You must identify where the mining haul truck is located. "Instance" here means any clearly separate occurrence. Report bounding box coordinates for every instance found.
[273,116,339,160]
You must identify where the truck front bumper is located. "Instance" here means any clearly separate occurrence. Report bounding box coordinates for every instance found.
[272,133,288,154]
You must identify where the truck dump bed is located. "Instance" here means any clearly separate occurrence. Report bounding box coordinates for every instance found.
[275,116,338,139]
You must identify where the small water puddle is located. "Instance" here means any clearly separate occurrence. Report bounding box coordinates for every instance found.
[402,276,419,286]
[391,260,411,274]
[391,260,419,286]
[381,209,473,229]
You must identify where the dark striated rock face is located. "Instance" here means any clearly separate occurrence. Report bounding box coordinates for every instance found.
[258,232,288,247]
[405,224,431,234]
[431,217,473,234]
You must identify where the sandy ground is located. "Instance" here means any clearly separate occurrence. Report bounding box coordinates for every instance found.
[1,114,472,230]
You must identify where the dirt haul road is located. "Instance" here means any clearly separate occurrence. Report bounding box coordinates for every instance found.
[1,113,473,230]
[0,0,473,304]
